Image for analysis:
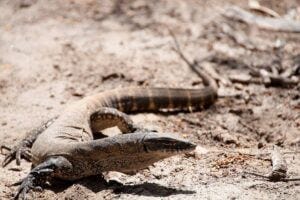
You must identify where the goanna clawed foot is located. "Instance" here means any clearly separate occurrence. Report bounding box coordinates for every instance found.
[1,143,32,167]
[1,117,57,167]
[13,171,49,200]
[13,156,72,200]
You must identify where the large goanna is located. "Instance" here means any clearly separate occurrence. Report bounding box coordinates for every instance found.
[1,74,217,200]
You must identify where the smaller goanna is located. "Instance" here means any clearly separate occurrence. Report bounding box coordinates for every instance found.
[1,73,217,200]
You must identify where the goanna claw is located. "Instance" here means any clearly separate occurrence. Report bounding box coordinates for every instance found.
[1,144,31,167]
[14,168,54,200]
[13,156,70,200]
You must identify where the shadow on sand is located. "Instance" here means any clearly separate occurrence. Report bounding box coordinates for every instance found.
[50,175,195,197]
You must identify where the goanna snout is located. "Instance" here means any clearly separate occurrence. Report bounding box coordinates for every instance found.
[142,133,196,154]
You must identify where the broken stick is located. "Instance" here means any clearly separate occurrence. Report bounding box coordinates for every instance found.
[244,145,300,182]
[169,30,218,91]
[229,68,299,88]
[223,6,300,33]
[268,145,288,181]
[248,0,280,18]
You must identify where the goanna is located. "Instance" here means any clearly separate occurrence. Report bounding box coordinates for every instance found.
[2,80,217,199]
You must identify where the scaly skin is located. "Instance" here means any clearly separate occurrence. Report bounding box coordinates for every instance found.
[2,86,217,199]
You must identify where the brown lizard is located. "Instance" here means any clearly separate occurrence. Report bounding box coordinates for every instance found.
[1,67,217,200]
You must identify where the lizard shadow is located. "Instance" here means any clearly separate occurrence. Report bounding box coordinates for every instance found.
[81,177,196,197]
[108,182,196,197]
[50,176,195,197]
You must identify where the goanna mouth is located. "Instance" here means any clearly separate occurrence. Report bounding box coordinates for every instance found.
[143,136,197,154]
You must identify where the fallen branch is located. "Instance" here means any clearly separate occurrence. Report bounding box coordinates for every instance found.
[229,69,299,88]
[169,30,218,91]
[244,145,300,182]
[223,6,300,33]
[169,31,243,99]
[269,145,288,181]
[201,61,232,86]
[220,23,256,50]
[248,0,280,18]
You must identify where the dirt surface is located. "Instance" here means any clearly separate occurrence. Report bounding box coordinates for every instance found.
[0,0,300,199]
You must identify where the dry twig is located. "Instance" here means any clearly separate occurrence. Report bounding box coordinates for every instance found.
[224,6,300,33]
[248,0,280,18]
[220,24,255,50]
[169,30,218,91]
[229,68,299,88]
[244,145,300,182]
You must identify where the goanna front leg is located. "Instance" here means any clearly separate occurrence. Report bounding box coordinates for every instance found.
[90,107,155,136]
[1,117,58,167]
[13,156,72,200]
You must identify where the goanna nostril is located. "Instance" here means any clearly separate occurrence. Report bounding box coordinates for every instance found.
[188,142,197,149]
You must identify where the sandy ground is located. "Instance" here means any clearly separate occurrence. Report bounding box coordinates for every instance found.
[0,0,299,199]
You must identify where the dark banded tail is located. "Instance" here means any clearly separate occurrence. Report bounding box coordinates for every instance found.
[100,87,217,113]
